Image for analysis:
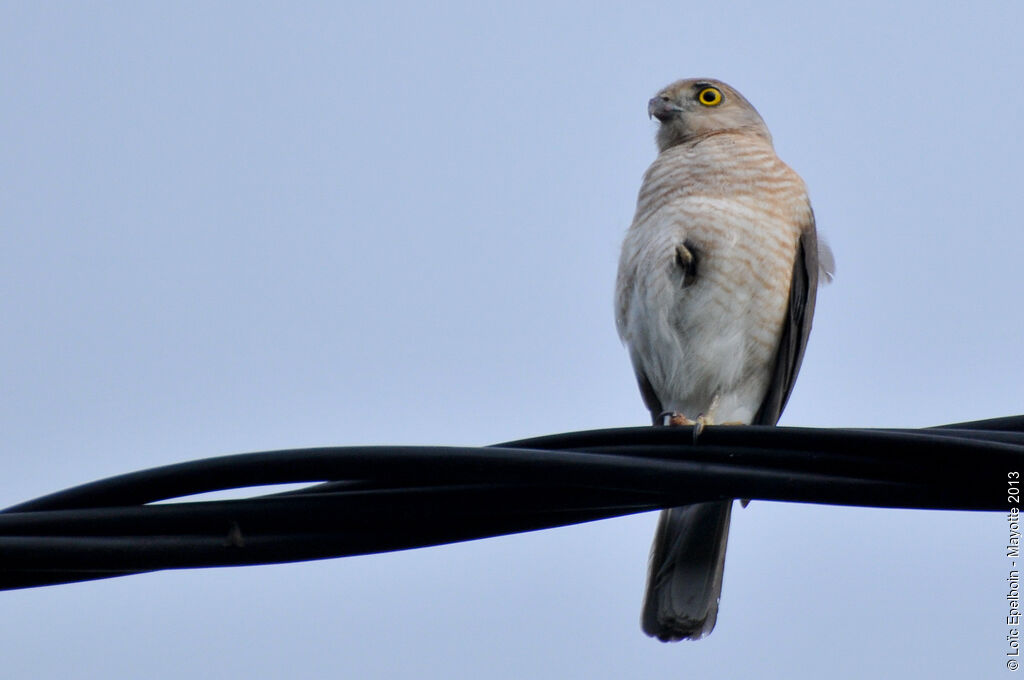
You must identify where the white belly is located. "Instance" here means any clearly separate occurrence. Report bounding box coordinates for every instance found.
[617,196,800,423]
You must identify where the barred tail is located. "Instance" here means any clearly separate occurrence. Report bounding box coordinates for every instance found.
[641,500,733,641]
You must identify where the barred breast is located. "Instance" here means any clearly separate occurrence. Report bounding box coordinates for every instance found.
[615,132,811,424]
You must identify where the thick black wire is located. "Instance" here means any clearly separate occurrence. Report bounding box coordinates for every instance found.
[1,416,1021,591]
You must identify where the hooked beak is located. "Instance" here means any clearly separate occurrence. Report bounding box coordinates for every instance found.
[648,96,680,122]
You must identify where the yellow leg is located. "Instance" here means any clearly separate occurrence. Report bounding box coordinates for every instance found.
[661,411,697,427]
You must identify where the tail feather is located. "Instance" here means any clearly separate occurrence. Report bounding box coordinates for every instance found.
[641,500,733,641]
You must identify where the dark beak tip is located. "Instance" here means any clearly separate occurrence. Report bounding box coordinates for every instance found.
[647,97,675,122]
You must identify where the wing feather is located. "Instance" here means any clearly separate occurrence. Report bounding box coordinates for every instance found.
[752,218,821,426]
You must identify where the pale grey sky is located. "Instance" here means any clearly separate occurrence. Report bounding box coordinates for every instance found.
[2,2,1022,677]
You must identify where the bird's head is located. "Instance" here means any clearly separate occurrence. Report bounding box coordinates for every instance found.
[648,78,771,152]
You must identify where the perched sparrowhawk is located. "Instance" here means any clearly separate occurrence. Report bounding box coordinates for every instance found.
[615,78,833,641]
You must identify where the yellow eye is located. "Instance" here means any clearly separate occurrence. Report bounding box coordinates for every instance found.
[697,87,722,106]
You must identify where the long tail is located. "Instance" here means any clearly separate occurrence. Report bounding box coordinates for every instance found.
[640,500,733,641]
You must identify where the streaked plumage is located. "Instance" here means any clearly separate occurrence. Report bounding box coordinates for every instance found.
[615,78,832,641]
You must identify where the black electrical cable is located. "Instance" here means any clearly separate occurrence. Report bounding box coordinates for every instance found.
[1,416,1021,592]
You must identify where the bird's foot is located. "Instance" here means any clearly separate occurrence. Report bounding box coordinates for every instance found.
[658,411,709,443]
[693,413,710,438]
[659,411,695,427]
[674,241,699,287]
